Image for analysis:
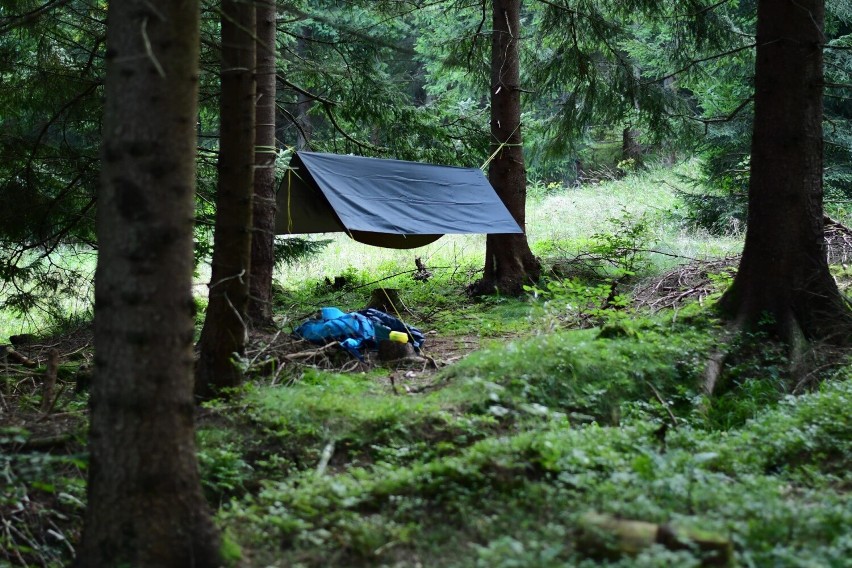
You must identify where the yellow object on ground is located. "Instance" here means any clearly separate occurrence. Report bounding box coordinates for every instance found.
[389,331,408,343]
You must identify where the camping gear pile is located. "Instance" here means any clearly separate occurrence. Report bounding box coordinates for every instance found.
[294,307,424,360]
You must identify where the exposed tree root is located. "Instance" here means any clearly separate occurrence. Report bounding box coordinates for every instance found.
[699,318,849,408]
[702,349,728,396]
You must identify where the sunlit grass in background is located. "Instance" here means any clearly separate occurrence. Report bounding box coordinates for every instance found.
[0,247,96,338]
[275,159,744,291]
[1,160,744,338]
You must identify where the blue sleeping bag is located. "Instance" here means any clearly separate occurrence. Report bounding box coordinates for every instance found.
[294,307,425,358]
[294,307,375,358]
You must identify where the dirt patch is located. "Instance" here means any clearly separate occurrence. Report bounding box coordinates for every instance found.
[243,327,484,390]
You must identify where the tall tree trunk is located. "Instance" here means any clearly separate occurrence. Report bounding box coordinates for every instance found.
[470,0,540,296]
[621,127,642,163]
[248,0,277,328]
[621,64,643,165]
[196,0,257,399]
[76,0,221,565]
[718,0,852,344]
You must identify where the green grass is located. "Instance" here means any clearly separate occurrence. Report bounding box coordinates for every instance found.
[0,160,741,340]
[273,160,743,292]
[203,314,851,567]
[11,160,852,567]
[0,246,96,340]
[527,161,742,273]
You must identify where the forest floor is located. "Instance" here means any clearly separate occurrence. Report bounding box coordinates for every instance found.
[2,164,851,567]
[4,263,851,567]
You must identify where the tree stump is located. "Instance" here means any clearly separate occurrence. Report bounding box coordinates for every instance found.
[367,288,402,313]
[378,339,414,362]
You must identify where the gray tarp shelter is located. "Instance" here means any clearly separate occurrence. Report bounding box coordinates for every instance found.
[275,152,523,249]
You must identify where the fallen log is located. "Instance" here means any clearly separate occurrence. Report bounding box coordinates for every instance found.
[578,512,732,566]
[1,345,37,367]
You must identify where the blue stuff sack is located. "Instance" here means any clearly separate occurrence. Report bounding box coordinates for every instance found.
[294,307,375,359]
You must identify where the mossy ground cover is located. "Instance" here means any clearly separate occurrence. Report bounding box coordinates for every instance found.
[201,318,851,567]
[2,164,851,566]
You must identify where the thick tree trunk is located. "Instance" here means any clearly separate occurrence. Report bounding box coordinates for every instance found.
[719,0,852,344]
[76,1,222,565]
[196,0,257,398]
[248,0,278,328]
[470,0,540,296]
[621,127,642,164]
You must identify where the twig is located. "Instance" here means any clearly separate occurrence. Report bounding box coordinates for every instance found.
[46,518,75,556]
[208,268,246,289]
[284,342,340,360]
[37,384,67,420]
[270,361,288,386]
[140,17,166,78]
[646,381,678,429]
[248,330,281,367]
[2,514,30,566]
[406,377,447,394]
[1,433,73,451]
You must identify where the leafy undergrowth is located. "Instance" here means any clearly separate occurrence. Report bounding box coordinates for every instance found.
[4,269,851,567]
[272,260,538,339]
[197,313,852,567]
[5,166,852,566]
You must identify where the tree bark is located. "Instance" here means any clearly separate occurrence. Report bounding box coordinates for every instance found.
[621,127,642,164]
[718,0,852,344]
[76,0,222,565]
[470,0,540,296]
[196,0,257,399]
[248,0,278,328]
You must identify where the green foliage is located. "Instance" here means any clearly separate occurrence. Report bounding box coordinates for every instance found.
[544,208,656,281]
[217,375,852,567]
[273,237,332,268]
[196,429,254,503]
[527,209,655,329]
[270,1,488,165]
[218,533,243,567]
[588,210,654,278]
[0,426,87,567]
[0,0,104,319]
[443,318,712,426]
[527,278,630,330]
